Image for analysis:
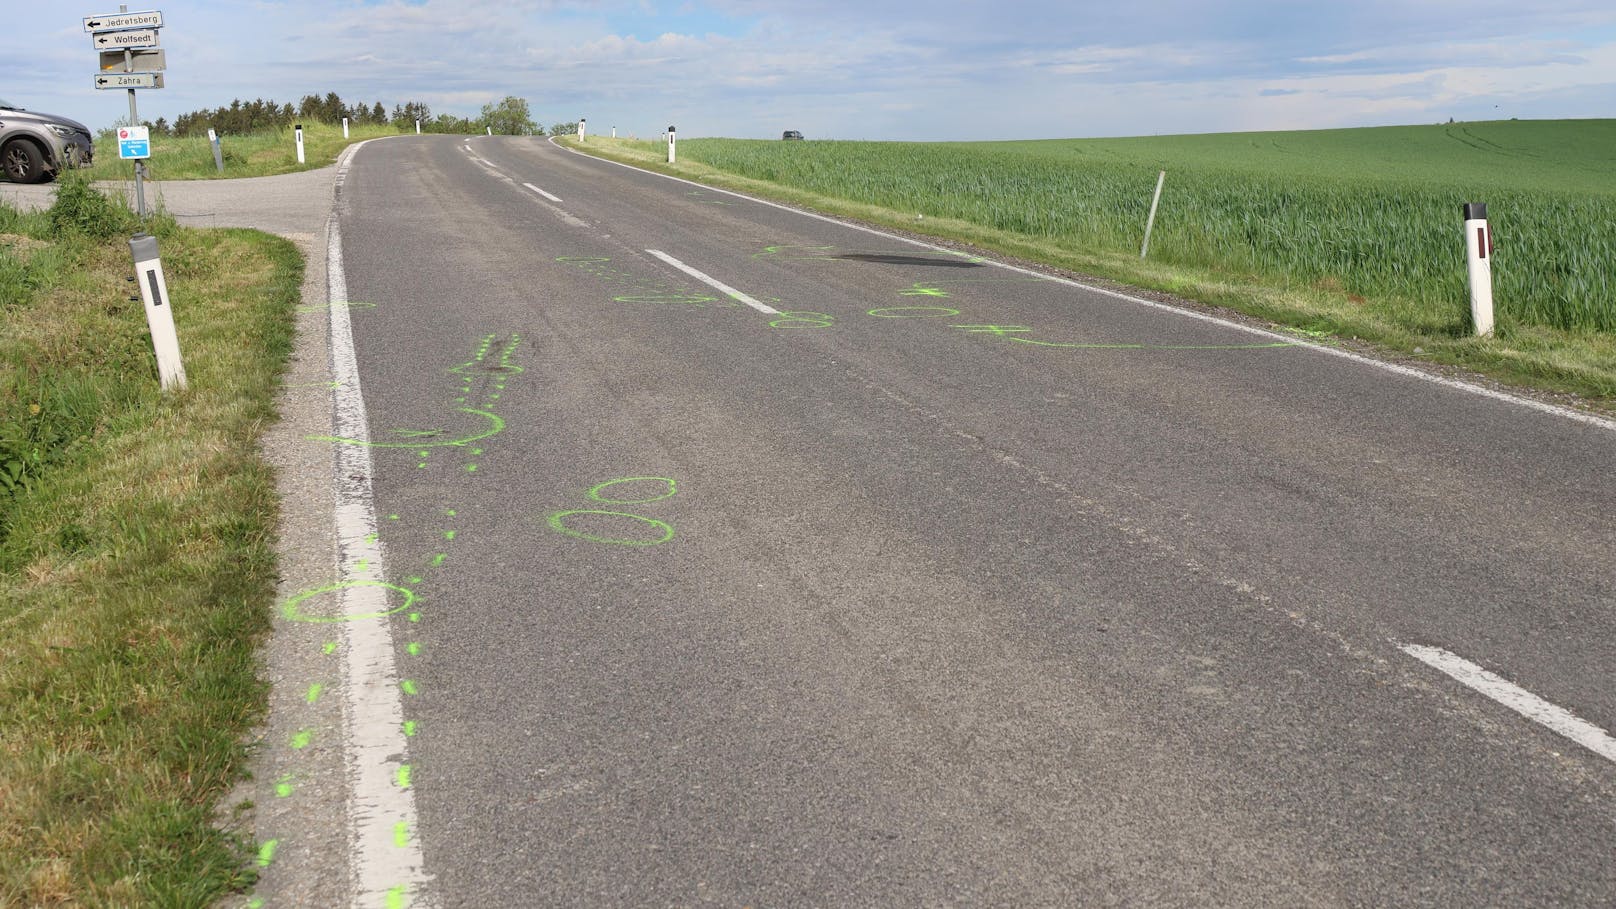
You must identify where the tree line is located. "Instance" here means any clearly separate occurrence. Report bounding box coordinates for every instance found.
[148,92,553,138]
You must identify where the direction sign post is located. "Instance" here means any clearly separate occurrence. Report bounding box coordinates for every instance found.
[87,5,166,219]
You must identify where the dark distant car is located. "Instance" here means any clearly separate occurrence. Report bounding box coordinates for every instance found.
[782,130,805,140]
[0,99,95,183]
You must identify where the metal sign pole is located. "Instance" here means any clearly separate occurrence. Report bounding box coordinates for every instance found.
[117,4,146,219]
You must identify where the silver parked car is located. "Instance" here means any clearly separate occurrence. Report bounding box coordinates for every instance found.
[0,98,95,183]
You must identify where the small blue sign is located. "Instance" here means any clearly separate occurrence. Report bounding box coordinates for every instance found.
[117,126,151,159]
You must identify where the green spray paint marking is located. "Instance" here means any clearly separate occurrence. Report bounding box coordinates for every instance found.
[409,612,421,623]
[900,284,951,297]
[431,553,447,567]
[282,580,417,624]
[951,324,1034,336]
[587,477,677,505]
[407,642,422,656]
[443,530,456,542]
[403,720,419,737]
[249,898,265,909]
[305,683,325,704]
[276,774,296,798]
[290,729,313,749]
[393,822,412,848]
[407,576,423,585]
[387,885,409,909]
[298,300,377,313]
[310,408,505,450]
[257,839,279,868]
[396,765,413,789]
[400,680,419,696]
[548,510,675,547]
[323,641,339,655]
[770,311,834,329]
[869,306,961,318]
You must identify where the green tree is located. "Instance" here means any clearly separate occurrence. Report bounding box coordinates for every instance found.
[550,121,578,138]
[479,96,539,136]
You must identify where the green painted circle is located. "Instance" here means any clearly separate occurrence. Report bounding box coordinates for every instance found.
[587,477,678,504]
[868,306,961,318]
[548,510,675,546]
[282,580,416,624]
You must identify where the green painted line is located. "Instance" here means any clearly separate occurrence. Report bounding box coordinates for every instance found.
[257,839,278,868]
[407,576,423,585]
[548,510,675,547]
[586,477,678,505]
[310,407,506,449]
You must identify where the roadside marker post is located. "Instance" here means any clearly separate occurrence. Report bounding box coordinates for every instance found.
[129,234,187,391]
[578,118,587,142]
[415,119,421,135]
[667,125,676,164]
[612,126,617,138]
[486,126,492,136]
[1463,202,1495,337]
[343,116,349,139]
[294,123,305,164]
[1141,170,1166,259]
[207,127,223,172]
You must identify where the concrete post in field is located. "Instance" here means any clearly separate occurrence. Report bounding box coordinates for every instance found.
[129,234,187,391]
[207,127,223,173]
[294,123,305,164]
[667,125,676,164]
[415,119,421,135]
[578,118,586,141]
[1140,170,1166,259]
[343,117,350,139]
[1463,203,1495,336]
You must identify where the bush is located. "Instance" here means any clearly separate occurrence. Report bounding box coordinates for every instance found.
[48,174,136,240]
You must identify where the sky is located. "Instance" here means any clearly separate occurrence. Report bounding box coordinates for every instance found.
[4,0,1615,140]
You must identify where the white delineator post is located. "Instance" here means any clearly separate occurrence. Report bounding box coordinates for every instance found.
[667,125,676,164]
[612,126,617,139]
[1140,170,1166,259]
[578,118,587,141]
[1463,202,1495,337]
[295,122,305,164]
[415,119,421,135]
[486,126,492,136]
[342,116,350,139]
[129,234,187,390]
[207,127,223,173]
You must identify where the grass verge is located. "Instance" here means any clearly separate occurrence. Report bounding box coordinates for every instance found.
[559,135,1616,408]
[85,120,406,181]
[0,176,298,904]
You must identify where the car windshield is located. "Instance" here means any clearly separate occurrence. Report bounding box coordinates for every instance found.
[0,99,15,109]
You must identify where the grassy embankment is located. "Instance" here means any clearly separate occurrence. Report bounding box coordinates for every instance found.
[0,176,297,904]
[84,119,404,181]
[563,121,1616,403]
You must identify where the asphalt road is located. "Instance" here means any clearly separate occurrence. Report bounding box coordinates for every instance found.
[19,139,1609,906]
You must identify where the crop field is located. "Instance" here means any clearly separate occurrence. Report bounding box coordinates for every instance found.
[663,120,1615,336]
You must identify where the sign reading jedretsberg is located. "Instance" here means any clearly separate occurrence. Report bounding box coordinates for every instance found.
[83,10,163,32]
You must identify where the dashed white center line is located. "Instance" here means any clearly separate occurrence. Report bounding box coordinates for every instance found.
[1401,643,1616,764]
[522,182,563,203]
[645,249,780,315]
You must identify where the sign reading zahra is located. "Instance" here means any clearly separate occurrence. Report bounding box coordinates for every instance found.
[95,72,163,90]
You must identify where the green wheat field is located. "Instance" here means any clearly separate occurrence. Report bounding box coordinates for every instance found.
[667,120,1615,335]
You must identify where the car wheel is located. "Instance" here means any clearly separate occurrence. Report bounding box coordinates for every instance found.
[2,140,48,184]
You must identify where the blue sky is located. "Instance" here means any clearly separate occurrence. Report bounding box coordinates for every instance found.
[5,1,1614,139]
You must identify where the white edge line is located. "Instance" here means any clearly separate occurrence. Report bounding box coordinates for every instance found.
[522,182,563,203]
[550,137,1616,436]
[1400,643,1616,764]
[646,248,780,315]
[327,140,433,907]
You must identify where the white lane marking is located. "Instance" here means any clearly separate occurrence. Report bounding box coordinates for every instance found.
[1401,643,1616,764]
[328,141,433,906]
[552,137,1616,435]
[646,249,780,314]
[522,182,563,203]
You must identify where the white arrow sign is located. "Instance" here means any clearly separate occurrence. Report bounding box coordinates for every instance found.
[94,72,163,89]
[83,10,163,32]
[92,27,159,50]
